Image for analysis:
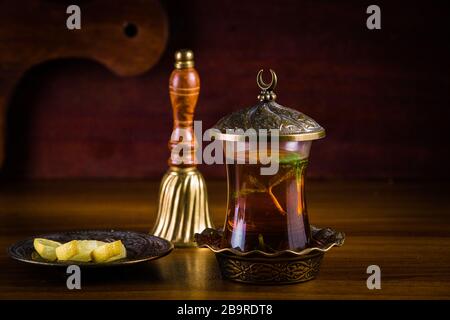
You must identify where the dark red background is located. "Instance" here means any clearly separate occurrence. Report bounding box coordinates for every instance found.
[2,0,449,180]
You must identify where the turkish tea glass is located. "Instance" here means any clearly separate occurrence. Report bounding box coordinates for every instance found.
[222,140,312,252]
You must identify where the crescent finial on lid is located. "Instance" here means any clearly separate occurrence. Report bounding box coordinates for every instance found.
[257,69,277,101]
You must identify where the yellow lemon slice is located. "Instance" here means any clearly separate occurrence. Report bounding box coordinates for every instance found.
[92,240,126,263]
[71,240,106,262]
[33,238,62,261]
[55,240,79,261]
[105,243,127,262]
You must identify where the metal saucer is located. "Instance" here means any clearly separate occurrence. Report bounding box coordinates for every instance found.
[195,226,345,284]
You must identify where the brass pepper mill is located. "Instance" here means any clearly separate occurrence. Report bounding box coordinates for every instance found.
[151,49,214,247]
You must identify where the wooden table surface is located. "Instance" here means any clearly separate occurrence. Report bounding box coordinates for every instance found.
[0,180,449,299]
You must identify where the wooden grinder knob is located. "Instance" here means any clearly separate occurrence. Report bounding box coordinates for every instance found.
[168,49,199,167]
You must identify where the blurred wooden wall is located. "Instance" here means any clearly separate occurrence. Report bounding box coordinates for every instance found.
[2,0,449,180]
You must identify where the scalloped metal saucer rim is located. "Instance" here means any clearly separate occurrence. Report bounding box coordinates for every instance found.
[199,239,343,258]
[195,225,345,258]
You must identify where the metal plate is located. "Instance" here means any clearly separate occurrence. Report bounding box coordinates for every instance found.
[8,230,173,267]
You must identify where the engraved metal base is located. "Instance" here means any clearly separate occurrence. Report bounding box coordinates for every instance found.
[195,226,344,284]
[215,251,324,284]
[152,167,214,247]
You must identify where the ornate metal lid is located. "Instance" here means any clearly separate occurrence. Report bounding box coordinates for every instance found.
[213,69,325,141]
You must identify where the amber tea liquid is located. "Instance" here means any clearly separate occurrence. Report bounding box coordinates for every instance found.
[223,150,311,252]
